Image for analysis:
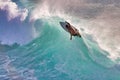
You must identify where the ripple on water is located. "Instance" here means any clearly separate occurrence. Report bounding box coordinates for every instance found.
[0,68,8,75]
[0,54,9,66]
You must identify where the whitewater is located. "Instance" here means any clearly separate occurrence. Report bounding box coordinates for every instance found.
[0,0,120,80]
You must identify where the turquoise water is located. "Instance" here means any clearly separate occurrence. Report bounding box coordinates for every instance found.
[0,19,120,80]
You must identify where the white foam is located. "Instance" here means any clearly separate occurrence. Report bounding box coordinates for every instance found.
[0,0,28,21]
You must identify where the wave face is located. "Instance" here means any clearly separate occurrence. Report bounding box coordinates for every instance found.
[0,18,120,80]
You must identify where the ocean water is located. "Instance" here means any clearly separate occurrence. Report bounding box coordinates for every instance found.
[0,18,120,80]
[0,0,120,80]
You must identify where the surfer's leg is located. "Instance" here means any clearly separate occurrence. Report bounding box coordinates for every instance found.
[70,34,72,40]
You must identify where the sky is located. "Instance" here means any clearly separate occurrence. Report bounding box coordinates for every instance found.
[0,0,34,45]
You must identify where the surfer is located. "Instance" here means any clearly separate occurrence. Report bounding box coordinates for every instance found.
[60,21,81,40]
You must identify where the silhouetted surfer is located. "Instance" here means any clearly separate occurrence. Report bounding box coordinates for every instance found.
[60,21,81,40]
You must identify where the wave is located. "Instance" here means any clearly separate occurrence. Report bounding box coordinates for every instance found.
[23,0,120,62]
[2,18,120,80]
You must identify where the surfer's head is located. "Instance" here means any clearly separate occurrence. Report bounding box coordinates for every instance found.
[66,24,69,28]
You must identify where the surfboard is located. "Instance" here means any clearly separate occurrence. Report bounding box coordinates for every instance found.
[59,21,77,32]
[59,22,69,32]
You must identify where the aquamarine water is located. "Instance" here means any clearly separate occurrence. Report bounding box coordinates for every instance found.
[0,18,120,80]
